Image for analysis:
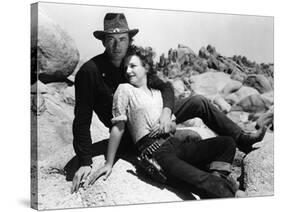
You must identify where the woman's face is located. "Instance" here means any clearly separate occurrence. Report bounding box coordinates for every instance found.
[125,55,148,87]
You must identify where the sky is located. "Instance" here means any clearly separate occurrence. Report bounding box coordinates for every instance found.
[38,2,274,64]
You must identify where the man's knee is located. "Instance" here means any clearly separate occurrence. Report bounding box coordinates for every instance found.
[190,95,209,107]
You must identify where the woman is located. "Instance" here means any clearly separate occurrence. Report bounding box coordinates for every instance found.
[84,45,244,198]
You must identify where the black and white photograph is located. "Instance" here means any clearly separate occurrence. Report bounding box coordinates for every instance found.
[30,1,274,210]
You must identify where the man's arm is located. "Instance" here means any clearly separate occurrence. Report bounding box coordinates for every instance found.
[149,75,175,135]
[149,75,175,112]
[72,65,95,166]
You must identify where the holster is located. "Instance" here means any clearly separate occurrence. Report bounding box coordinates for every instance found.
[136,137,168,184]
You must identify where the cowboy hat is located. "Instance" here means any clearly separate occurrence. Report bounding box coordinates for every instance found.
[93,13,139,40]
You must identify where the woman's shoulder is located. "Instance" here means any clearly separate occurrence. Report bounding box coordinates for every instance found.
[117,83,136,91]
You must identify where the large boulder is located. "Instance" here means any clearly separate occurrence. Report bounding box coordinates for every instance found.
[243,132,274,196]
[177,44,196,66]
[220,80,243,97]
[78,126,218,207]
[231,94,272,113]
[230,70,247,82]
[32,11,80,83]
[224,86,259,105]
[213,95,231,113]
[189,72,232,100]
[255,106,274,130]
[244,74,273,94]
[32,82,109,161]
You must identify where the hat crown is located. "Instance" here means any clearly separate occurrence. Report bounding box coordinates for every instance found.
[93,13,139,40]
[104,13,129,33]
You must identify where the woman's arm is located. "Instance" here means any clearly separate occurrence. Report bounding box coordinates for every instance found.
[84,121,125,187]
[106,122,125,167]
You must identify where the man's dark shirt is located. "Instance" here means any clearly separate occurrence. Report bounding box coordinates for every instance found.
[73,52,175,166]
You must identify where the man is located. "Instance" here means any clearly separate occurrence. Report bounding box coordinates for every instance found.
[71,13,267,193]
[71,13,175,193]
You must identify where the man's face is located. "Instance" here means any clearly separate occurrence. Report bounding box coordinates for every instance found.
[103,33,130,61]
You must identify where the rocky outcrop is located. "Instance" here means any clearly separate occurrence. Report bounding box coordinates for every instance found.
[33,42,274,209]
[231,94,272,113]
[243,132,274,196]
[224,86,259,105]
[32,11,80,83]
[244,74,273,94]
[189,72,232,100]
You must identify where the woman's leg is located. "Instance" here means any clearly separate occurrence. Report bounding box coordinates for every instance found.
[154,137,237,198]
[175,136,236,171]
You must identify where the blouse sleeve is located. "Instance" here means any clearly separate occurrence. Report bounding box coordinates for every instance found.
[111,84,129,124]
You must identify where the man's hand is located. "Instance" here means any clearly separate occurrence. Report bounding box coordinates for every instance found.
[84,164,112,188]
[159,108,173,134]
[149,107,175,138]
[71,165,92,194]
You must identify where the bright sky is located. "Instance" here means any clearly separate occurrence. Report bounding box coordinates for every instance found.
[39,2,273,63]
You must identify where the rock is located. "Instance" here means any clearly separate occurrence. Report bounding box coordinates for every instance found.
[244,74,273,94]
[230,70,247,82]
[243,132,274,196]
[198,47,210,59]
[255,106,274,130]
[224,86,259,105]
[166,63,182,78]
[176,126,217,139]
[177,44,196,66]
[169,78,192,100]
[213,95,231,113]
[31,93,47,116]
[80,126,218,206]
[220,80,243,97]
[33,11,80,83]
[169,78,185,98]
[34,82,109,161]
[261,91,274,105]
[80,156,189,207]
[179,117,205,128]
[189,72,231,100]
[31,80,49,94]
[231,94,272,113]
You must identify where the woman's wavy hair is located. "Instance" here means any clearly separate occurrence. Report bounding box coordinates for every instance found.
[125,45,157,88]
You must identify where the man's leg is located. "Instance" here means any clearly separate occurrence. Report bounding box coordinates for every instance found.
[154,137,236,198]
[174,95,267,153]
[175,95,242,139]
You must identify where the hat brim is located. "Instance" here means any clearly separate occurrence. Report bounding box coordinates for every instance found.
[93,29,139,40]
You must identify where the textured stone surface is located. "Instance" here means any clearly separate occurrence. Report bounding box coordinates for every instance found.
[189,72,231,100]
[224,86,259,105]
[33,11,80,83]
[231,94,272,113]
[32,43,274,209]
[244,74,273,94]
[243,132,274,197]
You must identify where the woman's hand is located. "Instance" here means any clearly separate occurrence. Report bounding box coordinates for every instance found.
[83,164,112,188]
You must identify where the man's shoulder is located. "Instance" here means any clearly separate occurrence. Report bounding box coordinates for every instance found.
[77,54,104,76]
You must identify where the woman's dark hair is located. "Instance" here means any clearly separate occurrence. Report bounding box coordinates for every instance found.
[126,45,157,87]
